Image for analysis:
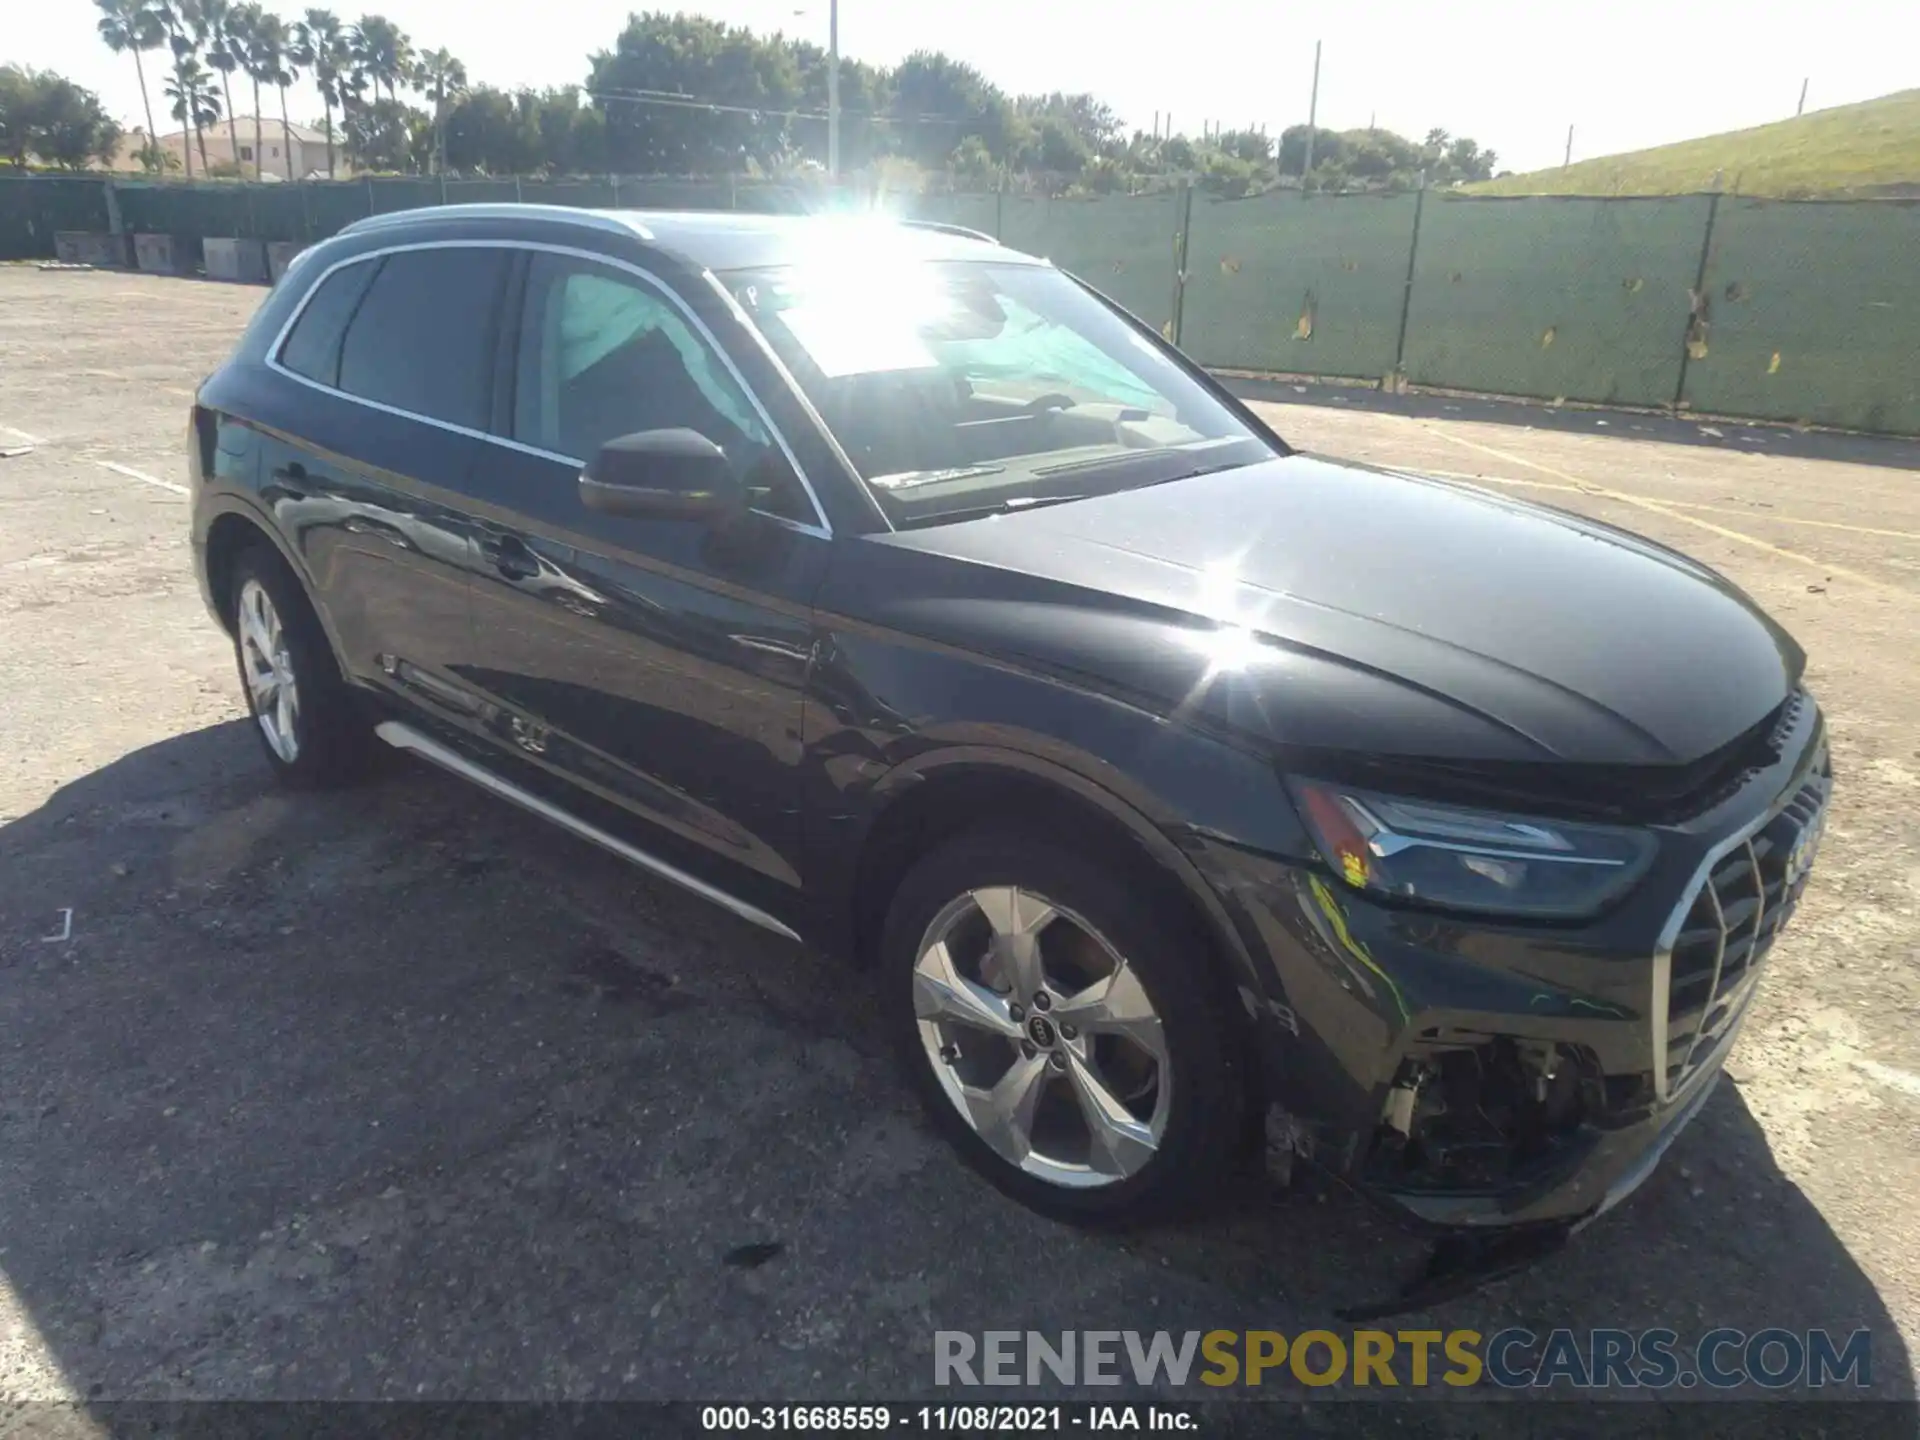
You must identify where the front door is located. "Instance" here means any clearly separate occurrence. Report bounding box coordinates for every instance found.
[453,248,831,913]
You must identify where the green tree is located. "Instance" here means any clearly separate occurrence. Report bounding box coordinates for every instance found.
[351,14,413,108]
[197,0,246,173]
[589,12,803,174]
[1278,124,1343,178]
[789,40,889,171]
[291,9,345,176]
[95,0,165,170]
[243,8,299,179]
[1016,92,1121,157]
[443,84,541,173]
[414,45,465,173]
[154,0,210,177]
[343,93,424,170]
[1215,127,1273,166]
[0,67,123,169]
[889,51,1012,168]
[226,1,266,175]
[163,55,219,174]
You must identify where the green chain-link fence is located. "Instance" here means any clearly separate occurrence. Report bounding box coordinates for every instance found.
[3,174,1915,436]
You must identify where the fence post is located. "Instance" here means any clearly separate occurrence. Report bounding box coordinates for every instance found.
[439,172,448,206]
[1170,181,1194,346]
[514,175,523,204]
[1389,184,1428,391]
[365,174,376,216]
[299,179,310,242]
[611,173,620,207]
[1674,191,1722,409]
[995,178,1005,242]
[102,179,123,239]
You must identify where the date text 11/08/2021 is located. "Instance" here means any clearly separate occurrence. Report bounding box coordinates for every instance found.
[701,1407,1193,1432]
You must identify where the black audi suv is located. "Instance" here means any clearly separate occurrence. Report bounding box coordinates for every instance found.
[187,205,1830,1281]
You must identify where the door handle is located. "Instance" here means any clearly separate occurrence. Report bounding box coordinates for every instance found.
[481,535,541,581]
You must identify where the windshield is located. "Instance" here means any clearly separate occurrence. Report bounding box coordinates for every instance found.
[726,258,1280,528]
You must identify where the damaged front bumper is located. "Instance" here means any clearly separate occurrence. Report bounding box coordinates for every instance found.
[1198,698,1832,1308]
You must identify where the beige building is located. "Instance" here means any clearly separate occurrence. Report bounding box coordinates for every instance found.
[117,116,334,179]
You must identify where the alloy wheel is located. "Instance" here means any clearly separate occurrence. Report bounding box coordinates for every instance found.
[237,577,301,763]
[912,885,1172,1188]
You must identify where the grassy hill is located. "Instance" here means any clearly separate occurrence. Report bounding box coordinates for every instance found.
[1469,89,1920,198]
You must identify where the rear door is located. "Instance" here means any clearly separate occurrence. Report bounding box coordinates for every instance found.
[263,244,510,721]
[451,247,831,912]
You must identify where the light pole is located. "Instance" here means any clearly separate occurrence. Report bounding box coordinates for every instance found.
[828,0,841,176]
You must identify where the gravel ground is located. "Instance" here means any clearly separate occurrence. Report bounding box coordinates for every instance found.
[1,268,1916,1410]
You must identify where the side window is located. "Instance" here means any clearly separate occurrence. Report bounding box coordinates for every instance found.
[337,248,509,431]
[512,254,814,524]
[278,257,380,388]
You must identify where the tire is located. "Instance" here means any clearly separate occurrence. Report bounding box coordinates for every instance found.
[882,828,1248,1224]
[227,546,372,788]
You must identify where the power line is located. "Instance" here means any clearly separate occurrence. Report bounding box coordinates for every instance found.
[587,85,972,129]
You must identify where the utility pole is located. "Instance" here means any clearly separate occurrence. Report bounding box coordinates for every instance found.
[827,0,841,177]
[1797,77,1809,116]
[1302,40,1322,180]
[1564,123,1575,168]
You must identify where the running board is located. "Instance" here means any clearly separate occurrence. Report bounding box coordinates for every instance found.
[374,720,803,943]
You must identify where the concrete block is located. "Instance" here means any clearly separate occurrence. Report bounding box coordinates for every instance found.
[133,233,185,275]
[52,232,132,268]
[203,236,269,284]
[266,241,306,283]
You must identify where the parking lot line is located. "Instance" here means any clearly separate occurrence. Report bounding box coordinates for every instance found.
[1417,467,1920,542]
[95,460,188,497]
[2,422,48,446]
[1426,426,1915,602]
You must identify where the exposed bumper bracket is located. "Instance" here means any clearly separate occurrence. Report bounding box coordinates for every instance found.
[1334,1224,1573,1323]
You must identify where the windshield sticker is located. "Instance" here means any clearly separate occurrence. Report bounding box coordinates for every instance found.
[778,303,941,379]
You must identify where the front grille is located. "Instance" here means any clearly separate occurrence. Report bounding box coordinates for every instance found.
[1662,757,1831,1095]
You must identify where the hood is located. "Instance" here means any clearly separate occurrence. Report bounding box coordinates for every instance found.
[868,453,1803,766]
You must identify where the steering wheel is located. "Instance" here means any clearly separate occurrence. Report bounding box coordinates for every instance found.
[1022,392,1077,414]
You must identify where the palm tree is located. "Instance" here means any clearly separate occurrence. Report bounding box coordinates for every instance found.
[95,0,165,171]
[292,9,343,176]
[247,9,298,179]
[197,0,245,174]
[227,2,266,178]
[414,46,465,175]
[155,0,211,178]
[351,14,412,109]
[163,57,220,176]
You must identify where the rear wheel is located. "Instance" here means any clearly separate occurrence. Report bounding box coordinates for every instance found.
[228,548,371,788]
[882,829,1246,1223]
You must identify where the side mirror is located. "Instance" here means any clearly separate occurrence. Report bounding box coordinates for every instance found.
[578,429,742,522]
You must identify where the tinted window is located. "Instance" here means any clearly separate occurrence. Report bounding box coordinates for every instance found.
[278,257,379,387]
[511,254,812,524]
[337,248,509,431]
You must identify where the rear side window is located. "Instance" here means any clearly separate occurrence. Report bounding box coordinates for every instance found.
[277,257,380,387]
[336,248,510,431]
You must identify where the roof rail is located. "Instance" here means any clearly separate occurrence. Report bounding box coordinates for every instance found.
[898,219,1000,246]
[338,203,649,242]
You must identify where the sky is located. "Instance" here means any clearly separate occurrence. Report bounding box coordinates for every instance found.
[16,0,1918,174]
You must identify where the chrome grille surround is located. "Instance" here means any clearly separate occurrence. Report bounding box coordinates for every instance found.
[1649,745,1831,1103]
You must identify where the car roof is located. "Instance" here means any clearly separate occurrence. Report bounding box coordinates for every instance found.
[338,204,1047,273]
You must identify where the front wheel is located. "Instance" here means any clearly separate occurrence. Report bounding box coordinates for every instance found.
[882,830,1247,1223]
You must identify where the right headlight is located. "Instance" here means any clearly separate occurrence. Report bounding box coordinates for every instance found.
[1287,778,1656,920]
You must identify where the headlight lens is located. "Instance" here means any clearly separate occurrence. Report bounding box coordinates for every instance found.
[1287,779,1656,919]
